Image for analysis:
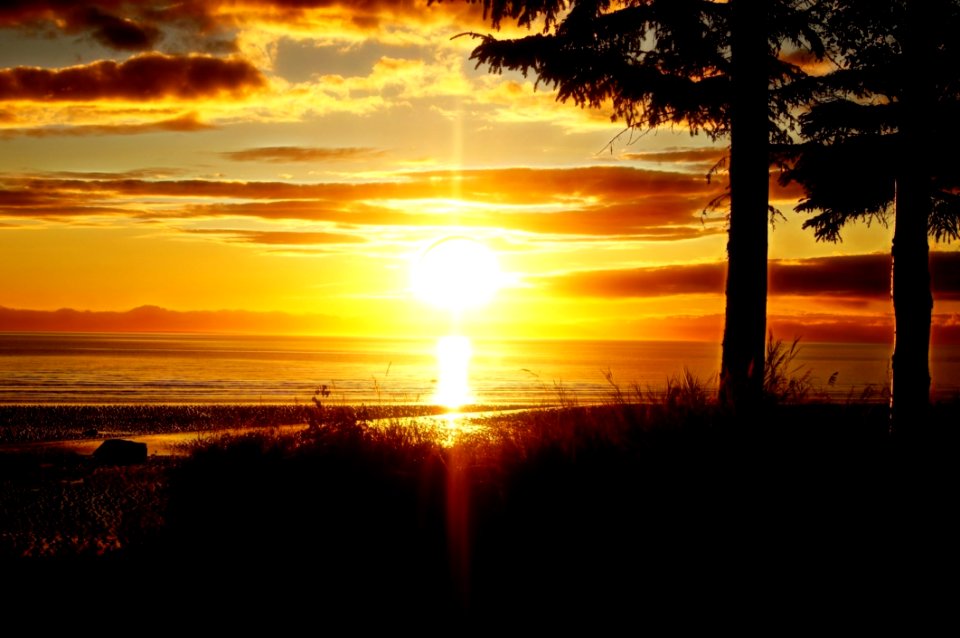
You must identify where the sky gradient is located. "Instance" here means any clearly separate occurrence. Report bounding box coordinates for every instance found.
[1,1,958,343]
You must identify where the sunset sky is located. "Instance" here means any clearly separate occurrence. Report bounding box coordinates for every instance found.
[1,1,958,343]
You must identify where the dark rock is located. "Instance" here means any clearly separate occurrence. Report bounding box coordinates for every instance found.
[82,428,99,438]
[93,439,147,465]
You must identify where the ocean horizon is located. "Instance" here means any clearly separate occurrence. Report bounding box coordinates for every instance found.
[0,332,957,405]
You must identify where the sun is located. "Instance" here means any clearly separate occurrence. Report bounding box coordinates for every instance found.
[411,236,502,312]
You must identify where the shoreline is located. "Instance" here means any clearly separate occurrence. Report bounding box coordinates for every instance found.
[0,403,538,450]
[0,402,482,444]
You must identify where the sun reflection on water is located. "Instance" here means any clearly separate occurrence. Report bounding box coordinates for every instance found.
[434,335,472,409]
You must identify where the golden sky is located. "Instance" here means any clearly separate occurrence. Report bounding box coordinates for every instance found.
[0,1,957,343]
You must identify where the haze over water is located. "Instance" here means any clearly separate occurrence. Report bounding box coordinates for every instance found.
[1,333,956,405]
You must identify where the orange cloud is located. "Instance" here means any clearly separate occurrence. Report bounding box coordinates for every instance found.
[2,112,214,137]
[186,229,368,245]
[0,187,131,219]
[2,166,716,203]
[768,314,894,344]
[222,146,385,162]
[0,54,265,102]
[780,48,835,77]
[623,148,727,167]
[0,166,726,238]
[546,264,725,298]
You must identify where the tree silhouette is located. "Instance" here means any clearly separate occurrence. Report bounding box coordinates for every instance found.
[450,0,825,409]
[781,0,960,430]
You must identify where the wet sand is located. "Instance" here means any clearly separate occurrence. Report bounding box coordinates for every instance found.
[0,407,535,456]
[0,423,310,456]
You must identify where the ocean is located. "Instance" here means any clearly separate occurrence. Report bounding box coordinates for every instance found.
[0,332,957,405]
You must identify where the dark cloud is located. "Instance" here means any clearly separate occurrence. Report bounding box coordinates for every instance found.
[78,6,162,51]
[222,146,385,162]
[773,253,960,299]
[0,0,474,44]
[770,254,891,297]
[543,253,960,299]
[932,254,960,300]
[0,54,265,102]
[0,2,229,52]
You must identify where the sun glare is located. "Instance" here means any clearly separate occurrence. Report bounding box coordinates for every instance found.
[411,237,501,312]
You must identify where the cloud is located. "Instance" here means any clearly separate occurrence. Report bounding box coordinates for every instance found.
[0,165,728,243]
[542,253,960,299]
[0,187,134,218]
[0,166,726,238]
[546,263,726,298]
[0,53,265,102]
[1,112,215,137]
[770,255,889,298]
[222,146,384,162]
[623,147,727,167]
[1,165,716,202]
[474,78,620,133]
[0,1,232,52]
[0,0,496,54]
[185,228,367,245]
[76,6,162,51]
[767,314,894,344]
[0,3,620,133]
[780,48,835,77]
[773,253,960,299]
[613,311,960,345]
[36,168,192,180]
[619,148,806,204]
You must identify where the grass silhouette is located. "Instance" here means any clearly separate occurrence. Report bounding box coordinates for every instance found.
[1,376,956,623]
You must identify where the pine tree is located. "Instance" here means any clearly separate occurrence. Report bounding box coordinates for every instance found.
[781,0,960,431]
[451,0,825,409]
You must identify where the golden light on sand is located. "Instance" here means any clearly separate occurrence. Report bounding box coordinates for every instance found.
[411,237,502,313]
[434,335,473,408]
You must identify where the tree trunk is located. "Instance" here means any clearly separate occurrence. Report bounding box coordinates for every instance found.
[891,2,934,432]
[719,0,769,411]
